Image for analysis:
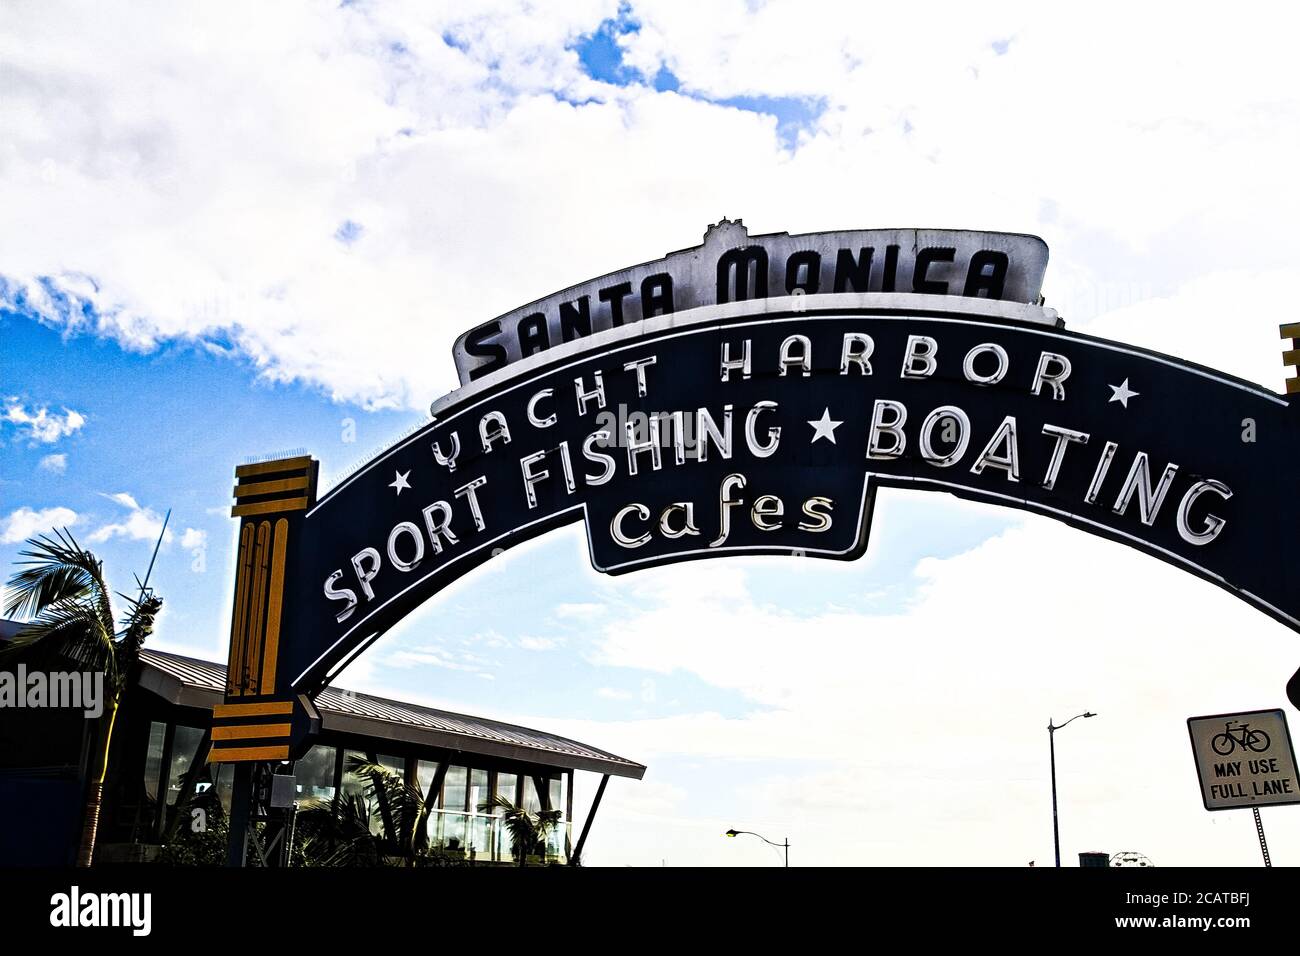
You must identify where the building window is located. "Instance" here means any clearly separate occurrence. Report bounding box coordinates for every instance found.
[415,759,440,802]
[547,775,567,862]
[294,744,337,803]
[193,761,234,818]
[415,759,440,846]
[340,749,367,801]
[522,775,541,814]
[432,765,468,854]
[373,753,405,837]
[141,720,166,831]
[493,771,518,863]
[496,771,519,806]
[466,768,490,859]
[165,725,205,808]
[341,750,407,836]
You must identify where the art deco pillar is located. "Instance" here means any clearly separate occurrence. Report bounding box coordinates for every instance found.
[209,454,321,764]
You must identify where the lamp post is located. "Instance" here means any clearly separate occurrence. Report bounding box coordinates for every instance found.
[725,828,789,867]
[1048,711,1096,868]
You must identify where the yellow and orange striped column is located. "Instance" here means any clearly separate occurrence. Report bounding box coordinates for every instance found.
[210,455,320,764]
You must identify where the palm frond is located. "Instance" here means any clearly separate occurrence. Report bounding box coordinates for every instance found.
[538,808,563,827]
[485,794,560,863]
[117,592,163,657]
[347,757,426,848]
[296,794,384,867]
[0,598,116,675]
[4,528,113,636]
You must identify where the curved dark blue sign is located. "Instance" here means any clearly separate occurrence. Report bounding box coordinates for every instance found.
[301,299,1297,689]
[208,294,1300,761]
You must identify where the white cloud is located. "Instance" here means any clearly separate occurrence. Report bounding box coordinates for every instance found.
[517,635,563,651]
[554,602,607,621]
[179,527,207,550]
[3,401,86,444]
[382,639,500,673]
[88,491,172,545]
[600,778,686,817]
[37,453,67,474]
[3,3,1296,410]
[1,506,79,543]
[596,687,633,700]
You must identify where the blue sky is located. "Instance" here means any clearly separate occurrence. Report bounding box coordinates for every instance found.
[2,313,401,651]
[571,7,826,149]
[4,1,1300,867]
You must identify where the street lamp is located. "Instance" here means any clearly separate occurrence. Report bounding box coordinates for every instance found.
[725,828,789,867]
[1048,711,1096,868]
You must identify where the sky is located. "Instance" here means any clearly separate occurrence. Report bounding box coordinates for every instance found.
[3,0,1300,866]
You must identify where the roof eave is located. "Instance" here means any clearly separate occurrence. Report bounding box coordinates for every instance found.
[320,710,646,779]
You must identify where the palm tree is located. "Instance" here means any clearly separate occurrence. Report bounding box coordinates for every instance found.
[484,793,562,866]
[297,756,429,866]
[2,528,163,866]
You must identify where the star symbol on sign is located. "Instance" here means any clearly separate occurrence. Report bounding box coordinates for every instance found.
[1108,378,1140,408]
[807,408,843,444]
[389,470,411,495]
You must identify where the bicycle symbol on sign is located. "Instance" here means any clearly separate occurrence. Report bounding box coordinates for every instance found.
[1211,721,1271,757]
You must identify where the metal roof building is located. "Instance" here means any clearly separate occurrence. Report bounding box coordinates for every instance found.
[139,648,645,780]
[1,626,643,867]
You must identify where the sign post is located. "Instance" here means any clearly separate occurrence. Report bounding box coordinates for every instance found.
[1251,808,1271,867]
[1188,708,1299,865]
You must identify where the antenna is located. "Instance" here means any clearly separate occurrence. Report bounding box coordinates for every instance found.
[120,508,170,637]
[139,508,170,600]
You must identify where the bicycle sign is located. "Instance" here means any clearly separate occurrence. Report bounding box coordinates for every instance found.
[1211,721,1271,757]
[1188,709,1300,811]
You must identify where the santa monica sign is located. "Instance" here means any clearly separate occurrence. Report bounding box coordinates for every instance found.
[453,221,1050,382]
[209,222,1300,763]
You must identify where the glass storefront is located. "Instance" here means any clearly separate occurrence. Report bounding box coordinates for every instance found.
[124,714,571,864]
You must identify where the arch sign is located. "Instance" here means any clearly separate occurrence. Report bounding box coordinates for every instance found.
[208,220,1300,763]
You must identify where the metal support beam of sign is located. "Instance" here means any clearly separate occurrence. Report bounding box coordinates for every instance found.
[452,222,1051,383]
[1187,709,1300,812]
